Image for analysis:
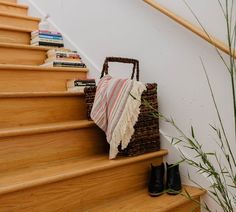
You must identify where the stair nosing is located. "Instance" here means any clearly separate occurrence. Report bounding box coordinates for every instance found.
[0,11,40,21]
[0,1,28,9]
[0,24,32,32]
[161,187,206,212]
[0,42,50,50]
[0,150,168,196]
[0,120,95,138]
[0,64,89,72]
[0,91,85,98]
[93,185,206,212]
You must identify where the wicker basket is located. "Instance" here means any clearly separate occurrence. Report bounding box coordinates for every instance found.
[84,57,160,156]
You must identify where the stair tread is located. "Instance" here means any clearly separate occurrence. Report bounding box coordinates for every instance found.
[0,1,28,8]
[0,150,168,195]
[92,185,205,212]
[0,42,50,50]
[0,120,95,138]
[0,24,32,32]
[0,64,89,72]
[0,11,40,21]
[0,91,85,98]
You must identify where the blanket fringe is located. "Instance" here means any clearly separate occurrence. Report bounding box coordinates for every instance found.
[109,81,146,159]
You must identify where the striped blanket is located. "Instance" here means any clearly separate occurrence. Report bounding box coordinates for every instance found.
[91,75,146,159]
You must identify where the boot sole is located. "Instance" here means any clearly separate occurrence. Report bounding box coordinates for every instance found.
[167,190,182,195]
[149,192,164,197]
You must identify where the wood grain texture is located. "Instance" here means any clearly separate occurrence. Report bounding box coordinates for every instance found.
[0,67,87,92]
[0,2,28,15]
[0,94,87,128]
[0,120,95,137]
[0,124,107,172]
[172,197,201,212]
[0,43,48,65]
[0,153,166,211]
[0,12,39,30]
[91,186,204,212]
[0,26,30,44]
[0,151,168,195]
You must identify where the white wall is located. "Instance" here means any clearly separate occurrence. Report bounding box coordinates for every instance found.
[20,0,236,210]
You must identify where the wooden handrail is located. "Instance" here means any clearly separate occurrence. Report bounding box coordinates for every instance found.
[143,0,236,59]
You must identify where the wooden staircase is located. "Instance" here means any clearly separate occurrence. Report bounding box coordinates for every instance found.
[0,0,205,211]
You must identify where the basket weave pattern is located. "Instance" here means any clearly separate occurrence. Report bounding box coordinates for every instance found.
[84,57,160,156]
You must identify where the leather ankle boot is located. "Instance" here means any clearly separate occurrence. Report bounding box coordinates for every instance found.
[148,163,165,196]
[166,163,182,195]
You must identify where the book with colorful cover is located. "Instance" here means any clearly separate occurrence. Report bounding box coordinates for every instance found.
[31,37,64,44]
[67,79,95,93]
[31,30,62,36]
[47,53,81,59]
[32,34,63,40]
[31,42,64,47]
[47,50,79,57]
[45,57,82,63]
[47,54,81,59]
[47,49,77,53]
[67,79,96,88]
[41,61,86,68]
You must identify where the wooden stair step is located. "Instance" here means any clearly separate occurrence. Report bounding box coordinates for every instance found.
[0,42,49,65]
[0,120,107,173]
[0,1,28,15]
[0,119,95,138]
[0,91,88,128]
[0,64,88,92]
[92,185,205,212]
[0,150,168,211]
[0,12,39,30]
[0,25,31,44]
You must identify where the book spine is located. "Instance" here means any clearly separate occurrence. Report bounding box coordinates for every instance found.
[53,61,85,66]
[31,30,62,36]
[45,58,82,63]
[53,63,86,68]
[32,42,64,47]
[31,38,64,44]
[47,52,80,58]
[74,79,96,83]
[67,87,85,93]
[47,54,81,59]
[32,34,63,40]
[47,48,71,55]
[67,80,95,88]
[74,83,96,86]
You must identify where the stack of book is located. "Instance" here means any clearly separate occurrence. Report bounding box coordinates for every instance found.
[31,30,64,47]
[41,48,86,68]
[67,79,96,92]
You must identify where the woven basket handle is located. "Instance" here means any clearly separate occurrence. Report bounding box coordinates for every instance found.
[100,57,140,81]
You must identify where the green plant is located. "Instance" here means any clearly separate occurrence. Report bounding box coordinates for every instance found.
[151,0,236,211]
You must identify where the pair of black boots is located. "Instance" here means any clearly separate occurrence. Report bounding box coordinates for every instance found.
[148,163,182,196]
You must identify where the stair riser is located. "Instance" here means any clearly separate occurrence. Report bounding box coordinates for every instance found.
[0,14,38,31]
[0,69,87,92]
[0,96,87,128]
[0,46,46,65]
[0,29,30,44]
[0,157,162,211]
[0,127,107,172]
[0,4,28,15]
